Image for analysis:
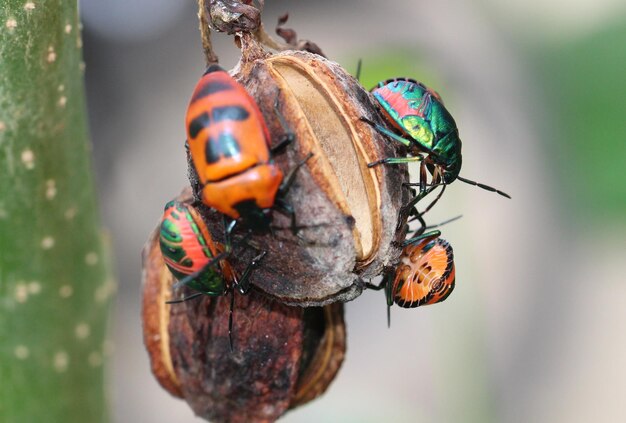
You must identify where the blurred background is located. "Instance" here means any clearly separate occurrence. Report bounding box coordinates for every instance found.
[79,0,626,421]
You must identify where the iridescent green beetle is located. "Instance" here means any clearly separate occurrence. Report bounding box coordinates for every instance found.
[362,78,510,215]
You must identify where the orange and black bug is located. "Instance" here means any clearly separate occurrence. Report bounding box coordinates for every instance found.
[367,230,455,324]
[160,200,266,349]
[391,231,455,308]
[185,64,309,237]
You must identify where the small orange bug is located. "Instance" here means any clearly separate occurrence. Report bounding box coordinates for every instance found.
[391,231,455,308]
[185,64,309,236]
[367,230,455,324]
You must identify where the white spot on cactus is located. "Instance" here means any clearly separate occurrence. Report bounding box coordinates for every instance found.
[21,149,35,169]
[41,236,55,249]
[64,207,77,220]
[79,61,85,72]
[6,18,17,30]
[59,284,73,298]
[47,46,57,63]
[0,121,5,131]
[58,96,67,107]
[24,2,35,11]
[58,84,65,92]
[28,281,41,295]
[85,252,99,266]
[95,279,116,303]
[45,179,57,200]
[53,351,69,372]
[15,283,29,303]
[14,345,30,360]
[88,351,103,367]
[77,37,83,49]
[75,323,90,340]
[65,23,72,34]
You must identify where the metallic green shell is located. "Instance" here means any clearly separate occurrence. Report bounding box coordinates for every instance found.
[373,79,462,182]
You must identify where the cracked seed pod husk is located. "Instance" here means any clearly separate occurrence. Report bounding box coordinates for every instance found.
[141,191,346,422]
[186,34,411,306]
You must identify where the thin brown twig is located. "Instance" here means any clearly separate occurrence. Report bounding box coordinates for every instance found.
[198,0,219,65]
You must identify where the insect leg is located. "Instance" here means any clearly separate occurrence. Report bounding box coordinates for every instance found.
[277,152,314,197]
[419,160,428,193]
[408,214,463,237]
[223,216,238,251]
[165,292,204,304]
[171,250,231,290]
[360,116,413,148]
[406,185,449,238]
[228,250,267,351]
[365,279,385,290]
[270,90,295,155]
[234,251,267,295]
[402,230,441,248]
[397,185,437,230]
[368,155,423,168]
[366,273,394,327]
[411,211,428,237]
[385,273,393,327]
[274,198,297,235]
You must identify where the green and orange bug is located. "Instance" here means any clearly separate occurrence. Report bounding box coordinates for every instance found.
[185,64,310,237]
[362,78,510,217]
[159,200,265,348]
[367,230,455,324]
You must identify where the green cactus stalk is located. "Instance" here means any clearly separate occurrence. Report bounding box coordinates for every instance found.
[0,1,113,421]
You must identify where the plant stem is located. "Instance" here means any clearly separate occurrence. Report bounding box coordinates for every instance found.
[0,1,113,421]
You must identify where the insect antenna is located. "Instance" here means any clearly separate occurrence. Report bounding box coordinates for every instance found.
[422,214,463,229]
[355,58,362,82]
[386,303,391,329]
[171,250,231,290]
[457,175,511,199]
[408,212,461,239]
[420,184,447,216]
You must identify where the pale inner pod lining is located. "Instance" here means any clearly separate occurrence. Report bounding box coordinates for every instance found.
[268,57,380,261]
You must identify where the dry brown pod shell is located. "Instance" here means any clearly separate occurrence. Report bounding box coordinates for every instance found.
[141,189,346,422]
[186,34,411,306]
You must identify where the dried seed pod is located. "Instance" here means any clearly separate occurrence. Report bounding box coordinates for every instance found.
[141,188,346,422]
[141,225,183,398]
[187,34,410,306]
